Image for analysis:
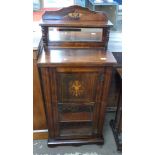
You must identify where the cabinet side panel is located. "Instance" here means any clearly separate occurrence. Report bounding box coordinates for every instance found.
[98,67,113,136]
[93,72,104,135]
[33,60,47,130]
[40,68,54,138]
[49,68,60,137]
[107,68,121,109]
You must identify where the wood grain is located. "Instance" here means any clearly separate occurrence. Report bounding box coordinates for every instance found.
[33,130,48,140]
[110,67,122,151]
[38,48,116,67]
[38,5,117,146]
[33,37,47,130]
[40,5,112,49]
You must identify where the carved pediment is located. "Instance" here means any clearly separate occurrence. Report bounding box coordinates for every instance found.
[42,5,108,22]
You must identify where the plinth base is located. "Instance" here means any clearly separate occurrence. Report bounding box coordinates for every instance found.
[48,137,104,147]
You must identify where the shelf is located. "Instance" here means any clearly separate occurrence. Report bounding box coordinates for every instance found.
[59,112,92,122]
[58,103,94,122]
[60,122,93,136]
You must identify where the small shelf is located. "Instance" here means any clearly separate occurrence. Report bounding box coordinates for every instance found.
[58,103,94,122]
[60,126,92,136]
[59,112,92,122]
[60,122,93,136]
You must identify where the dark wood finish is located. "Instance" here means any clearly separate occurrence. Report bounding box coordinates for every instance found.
[38,48,116,67]
[98,66,113,136]
[41,5,108,22]
[48,138,104,146]
[110,67,122,151]
[112,52,122,68]
[107,69,120,110]
[39,52,116,145]
[38,5,116,146]
[107,52,122,109]
[40,68,55,138]
[41,26,48,47]
[116,68,122,77]
[33,34,47,132]
[40,5,112,50]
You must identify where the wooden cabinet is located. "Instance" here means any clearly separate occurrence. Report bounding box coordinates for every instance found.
[110,68,122,151]
[33,32,47,139]
[107,52,122,110]
[37,5,116,146]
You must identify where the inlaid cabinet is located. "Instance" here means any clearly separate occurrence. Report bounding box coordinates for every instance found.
[37,5,116,146]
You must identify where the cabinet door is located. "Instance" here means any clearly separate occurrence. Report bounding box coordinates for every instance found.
[50,67,105,138]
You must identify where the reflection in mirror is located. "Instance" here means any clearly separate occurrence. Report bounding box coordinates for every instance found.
[48,27,103,42]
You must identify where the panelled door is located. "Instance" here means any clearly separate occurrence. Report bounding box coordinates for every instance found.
[49,67,105,139]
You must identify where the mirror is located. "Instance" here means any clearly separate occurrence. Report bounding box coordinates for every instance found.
[48,27,103,42]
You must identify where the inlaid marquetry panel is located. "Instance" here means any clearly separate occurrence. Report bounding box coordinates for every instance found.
[69,80,85,97]
[57,72,100,103]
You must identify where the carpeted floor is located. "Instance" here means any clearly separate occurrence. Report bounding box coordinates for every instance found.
[33,112,122,155]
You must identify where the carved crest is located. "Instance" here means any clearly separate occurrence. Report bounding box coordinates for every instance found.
[68,12,82,20]
[41,5,108,22]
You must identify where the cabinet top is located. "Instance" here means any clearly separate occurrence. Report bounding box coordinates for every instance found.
[40,5,112,28]
[38,48,117,67]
